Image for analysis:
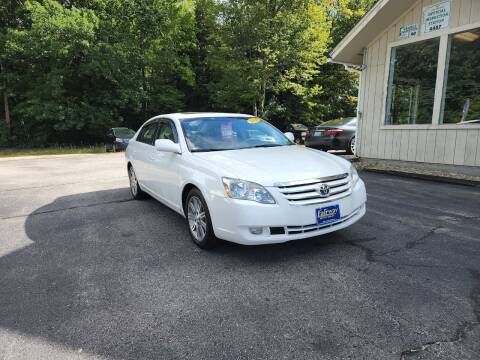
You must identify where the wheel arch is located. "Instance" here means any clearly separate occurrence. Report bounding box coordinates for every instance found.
[181,183,200,215]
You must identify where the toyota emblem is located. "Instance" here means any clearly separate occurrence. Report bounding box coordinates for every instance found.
[318,184,330,197]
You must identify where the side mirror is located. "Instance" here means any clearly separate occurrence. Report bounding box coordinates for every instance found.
[284,132,295,143]
[155,139,182,154]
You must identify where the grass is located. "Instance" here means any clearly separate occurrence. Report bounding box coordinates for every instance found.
[0,145,106,158]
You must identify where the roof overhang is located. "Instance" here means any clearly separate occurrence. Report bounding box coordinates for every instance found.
[330,0,418,65]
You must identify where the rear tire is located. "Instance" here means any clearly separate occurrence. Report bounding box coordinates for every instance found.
[347,136,356,155]
[128,165,147,200]
[185,188,218,249]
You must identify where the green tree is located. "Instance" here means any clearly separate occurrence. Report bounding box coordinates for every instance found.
[207,0,331,127]
[0,0,27,144]
[187,0,220,111]
[3,0,100,144]
[2,0,196,145]
[303,0,376,125]
[0,0,376,146]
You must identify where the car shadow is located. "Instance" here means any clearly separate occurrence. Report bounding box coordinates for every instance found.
[0,188,343,360]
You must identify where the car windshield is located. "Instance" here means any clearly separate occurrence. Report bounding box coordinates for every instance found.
[320,117,357,127]
[113,128,135,138]
[181,117,292,152]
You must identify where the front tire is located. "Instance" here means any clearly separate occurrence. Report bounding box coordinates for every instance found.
[128,165,147,200]
[185,189,218,249]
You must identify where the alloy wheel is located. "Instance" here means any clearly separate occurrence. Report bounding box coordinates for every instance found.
[350,137,356,154]
[187,196,207,242]
[129,167,138,197]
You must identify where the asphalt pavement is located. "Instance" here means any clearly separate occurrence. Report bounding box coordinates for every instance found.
[0,153,479,360]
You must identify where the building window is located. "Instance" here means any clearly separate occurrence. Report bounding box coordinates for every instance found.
[385,38,440,125]
[441,28,480,124]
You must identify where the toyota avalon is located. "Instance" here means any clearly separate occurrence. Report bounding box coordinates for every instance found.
[125,113,366,248]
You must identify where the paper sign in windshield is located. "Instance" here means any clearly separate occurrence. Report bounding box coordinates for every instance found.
[221,123,233,140]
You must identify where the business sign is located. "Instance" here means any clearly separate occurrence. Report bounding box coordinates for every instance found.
[399,24,418,39]
[423,0,450,34]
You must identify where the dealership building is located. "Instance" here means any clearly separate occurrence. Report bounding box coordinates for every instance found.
[331,0,480,173]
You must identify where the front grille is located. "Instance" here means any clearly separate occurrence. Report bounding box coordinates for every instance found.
[275,173,352,206]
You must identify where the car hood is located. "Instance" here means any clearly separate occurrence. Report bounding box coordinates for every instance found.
[193,146,350,186]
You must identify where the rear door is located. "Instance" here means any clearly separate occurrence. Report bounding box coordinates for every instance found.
[149,119,182,210]
[133,120,159,190]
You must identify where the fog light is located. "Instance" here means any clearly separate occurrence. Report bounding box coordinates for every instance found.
[249,227,263,235]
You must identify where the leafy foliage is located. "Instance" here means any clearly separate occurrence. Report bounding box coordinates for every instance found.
[0,0,375,146]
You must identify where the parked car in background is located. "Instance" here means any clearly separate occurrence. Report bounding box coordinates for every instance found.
[105,127,136,152]
[286,123,309,144]
[305,117,357,154]
[126,113,366,249]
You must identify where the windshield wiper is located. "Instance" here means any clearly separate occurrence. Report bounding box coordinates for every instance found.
[191,148,232,153]
[251,144,285,148]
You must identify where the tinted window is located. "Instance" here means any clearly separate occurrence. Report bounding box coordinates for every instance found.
[441,28,480,123]
[113,128,136,138]
[320,118,356,127]
[385,37,440,125]
[157,120,178,143]
[137,122,158,145]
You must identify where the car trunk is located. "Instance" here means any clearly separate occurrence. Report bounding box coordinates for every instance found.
[311,127,343,138]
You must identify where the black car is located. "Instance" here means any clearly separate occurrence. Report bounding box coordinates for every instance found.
[286,123,309,144]
[305,117,357,154]
[105,127,136,152]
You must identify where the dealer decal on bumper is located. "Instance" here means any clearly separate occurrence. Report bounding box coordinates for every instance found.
[316,205,341,225]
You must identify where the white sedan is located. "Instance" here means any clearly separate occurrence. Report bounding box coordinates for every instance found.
[125,113,366,248]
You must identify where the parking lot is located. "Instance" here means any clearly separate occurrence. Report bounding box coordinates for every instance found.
[0,153,479,360]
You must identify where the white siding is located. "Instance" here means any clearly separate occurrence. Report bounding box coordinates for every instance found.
[358,0,480,167]
[464,130,478,165]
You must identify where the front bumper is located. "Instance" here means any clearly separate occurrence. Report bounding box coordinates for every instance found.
[208,179,367,245]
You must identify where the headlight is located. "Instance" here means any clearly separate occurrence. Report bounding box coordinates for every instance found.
[222,178,276,204]
[350,165,359,186]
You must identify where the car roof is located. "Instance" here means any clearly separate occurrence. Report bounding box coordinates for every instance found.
[316,117,357,127]
[160,112,254,121]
